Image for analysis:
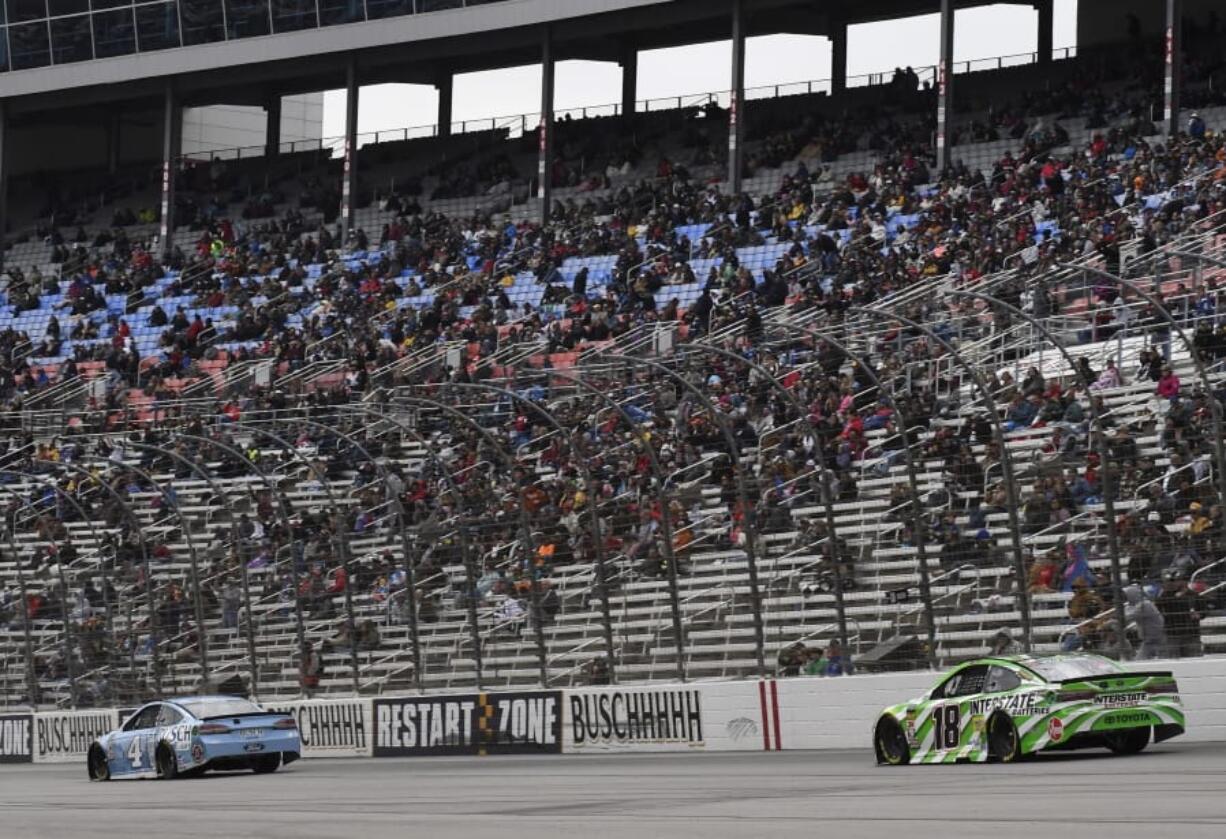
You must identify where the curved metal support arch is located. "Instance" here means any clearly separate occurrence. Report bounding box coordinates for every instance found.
[230,422,363,696]
[125,438,271,699]
[596,350,769,676]
[213,416,425,693]
[676,341,851,651]
[0,479,41,709]
[22,459,167,701]
[760,320,941,665]
[379,389,590,687]
[847,305,1033,652]
[1061,262,1226,515]
[0,468,120,708]
[428,381,619,685]
[482,366,689,682]
[165,430,311,698]
[75,453,215,680]
[408,389,552,687]
[946,290,1129,657]
[335,399,491,689]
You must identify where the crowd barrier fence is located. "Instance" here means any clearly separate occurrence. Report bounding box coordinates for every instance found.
[3,656,1223,765]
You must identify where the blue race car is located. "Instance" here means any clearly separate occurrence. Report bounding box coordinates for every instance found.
[87,695,301,780]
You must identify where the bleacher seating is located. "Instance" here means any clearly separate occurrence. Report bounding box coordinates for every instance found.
[3,33,1226,709]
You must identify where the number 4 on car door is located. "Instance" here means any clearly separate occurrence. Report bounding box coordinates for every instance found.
[126,736,145,769]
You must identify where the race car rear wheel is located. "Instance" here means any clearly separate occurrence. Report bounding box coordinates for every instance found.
[252,755,281,774]
[87,746,110,782]
[987,713,1020,763]
[874,717,910,766]
[1105,726,1150,755]
[156,744,179,780]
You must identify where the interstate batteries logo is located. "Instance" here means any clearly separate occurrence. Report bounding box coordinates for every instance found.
[1093,693,1147,707]
[965,693,1042,716]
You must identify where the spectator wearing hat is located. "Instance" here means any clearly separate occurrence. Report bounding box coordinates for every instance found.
[1188,112,1207,140]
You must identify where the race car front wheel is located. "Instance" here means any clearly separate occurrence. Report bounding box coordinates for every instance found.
[87,746,110,782]
[875,717,910,765]
[156,744,179,780]
[1105,726,1150,755]
[987,713,1020,763]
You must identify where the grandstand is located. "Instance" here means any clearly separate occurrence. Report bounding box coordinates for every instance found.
[2,0,1226,710]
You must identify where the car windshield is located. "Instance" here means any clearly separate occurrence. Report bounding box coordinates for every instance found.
[177,698,265,719]
[1023,656,1121,682]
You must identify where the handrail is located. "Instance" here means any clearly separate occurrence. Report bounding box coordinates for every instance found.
[179,42,1078,163]
[1190,557,1226,585]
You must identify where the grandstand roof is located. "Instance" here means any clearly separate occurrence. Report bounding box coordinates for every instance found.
[6,0,1010,115]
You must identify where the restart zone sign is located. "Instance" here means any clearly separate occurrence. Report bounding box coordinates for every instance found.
[0,714,32,763]
[373,691,561,756]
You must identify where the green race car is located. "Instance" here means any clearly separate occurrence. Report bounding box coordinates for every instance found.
[874,653,1184,764]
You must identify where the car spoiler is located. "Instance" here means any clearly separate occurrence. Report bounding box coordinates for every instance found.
[201,711,291,721]
[1056,671,1174,684]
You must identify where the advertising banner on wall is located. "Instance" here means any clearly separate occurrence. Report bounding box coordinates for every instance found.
[567,687,705,750]
[564,682,771,753]
[266,699,372,758]
[373,691,561,757]
[0,713,33,763]
[32,709,120,764]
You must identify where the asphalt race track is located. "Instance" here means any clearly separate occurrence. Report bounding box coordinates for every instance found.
[2,744,1223,839]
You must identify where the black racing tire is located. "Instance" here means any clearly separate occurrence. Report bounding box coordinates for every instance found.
[987,713,1021,763]
[87,745,110,782]
[1105,726,1150,755]
[156,744,179,780]
[874,717,911,766]
[252,754,281,774]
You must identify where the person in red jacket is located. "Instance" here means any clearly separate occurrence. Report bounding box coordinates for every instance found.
[327,566,348,595]
[1156,366,1181,400]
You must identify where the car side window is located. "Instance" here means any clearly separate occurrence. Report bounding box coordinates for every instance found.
[156,705,183,727]
[933,665,989,699]
[985,666,1021,694]
[125,704,161,731]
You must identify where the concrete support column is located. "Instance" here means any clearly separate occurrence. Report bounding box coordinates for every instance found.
[935,0,955,171]
[620,47,637,119]
[1035,0,1054,63]
[437,73,453,138]
[159,81,182,261]
[728,0,745,195]
[1164,0,1182,137]
[831,20,847,94]
[0,101,7,272]
[538,25,555,222]
[265,96,282,160]
[107,112,121,174]
[341,57,359,235]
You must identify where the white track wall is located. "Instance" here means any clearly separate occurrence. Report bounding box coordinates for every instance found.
[7,657,1225,764]
[771,656,1226,750]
